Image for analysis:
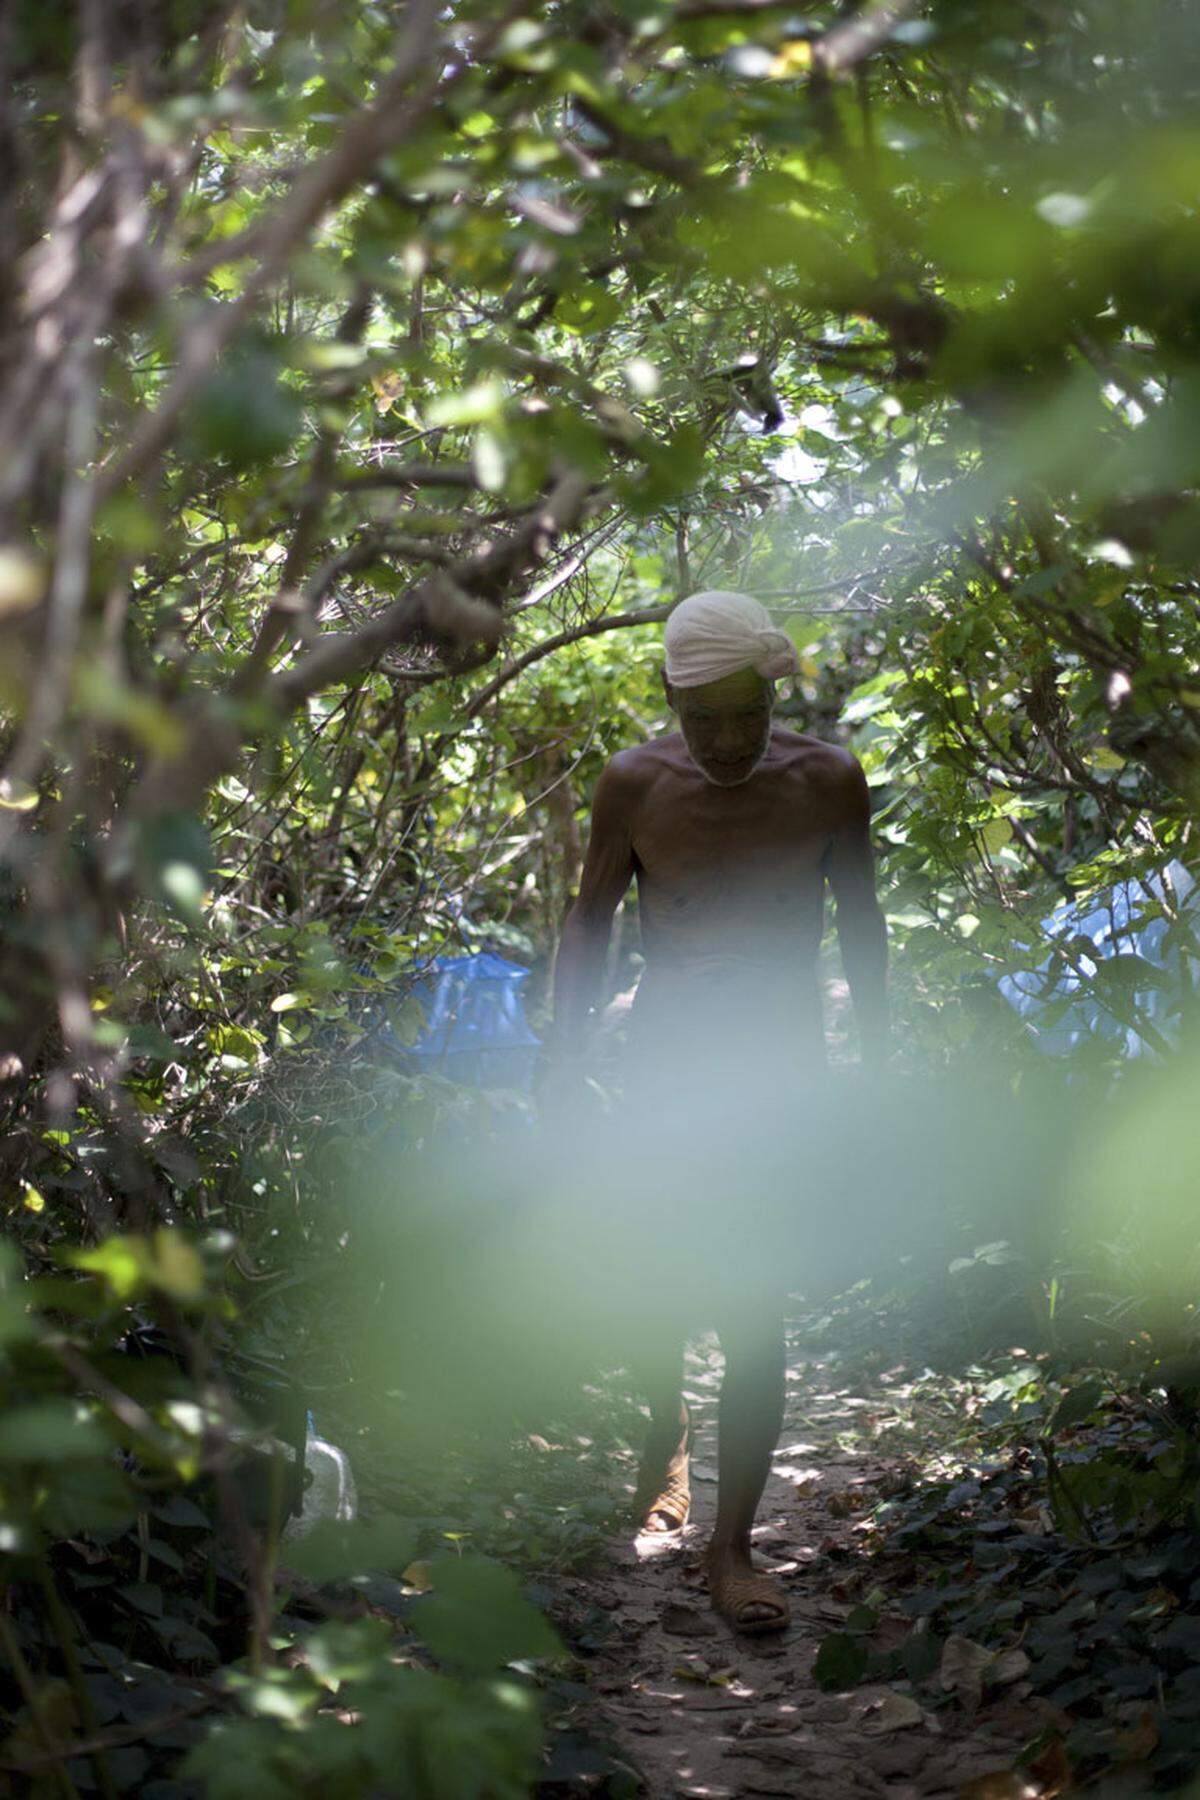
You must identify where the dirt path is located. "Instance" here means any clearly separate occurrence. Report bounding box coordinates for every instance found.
[548,1326,1055,1800]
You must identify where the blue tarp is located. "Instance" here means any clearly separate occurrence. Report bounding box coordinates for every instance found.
[386,951,541,1090]
[998,859,1198,1057]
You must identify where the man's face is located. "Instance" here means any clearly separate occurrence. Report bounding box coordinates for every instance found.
[667,666,774,787]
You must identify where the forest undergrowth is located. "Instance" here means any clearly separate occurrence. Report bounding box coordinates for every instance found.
[284,1262,1200,1799]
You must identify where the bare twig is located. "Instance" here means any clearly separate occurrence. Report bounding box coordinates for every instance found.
[463,603,672,721]
[4,1700,211,1776]
[341,462,479,491]
[238,287,376,685]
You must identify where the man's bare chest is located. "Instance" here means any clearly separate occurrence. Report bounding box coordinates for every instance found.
[630,773,836,899]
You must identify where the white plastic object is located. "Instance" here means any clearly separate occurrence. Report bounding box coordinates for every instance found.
[282,1417,358,1541]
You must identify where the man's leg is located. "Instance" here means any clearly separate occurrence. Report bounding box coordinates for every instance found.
[630,1334,691,1533]
[706,1305,788,1629]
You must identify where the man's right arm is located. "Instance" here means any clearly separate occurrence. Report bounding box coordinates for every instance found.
[549,757,638,1060]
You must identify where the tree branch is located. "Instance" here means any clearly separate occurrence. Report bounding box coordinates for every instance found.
[341,462,479,491]
[237,286,376,687]
[93,0,474,504]
[812,0,922,75]
[112,472,599,832]
[463,603,673,721]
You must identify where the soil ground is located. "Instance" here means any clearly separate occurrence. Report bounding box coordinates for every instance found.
[540,1324,1133,1800]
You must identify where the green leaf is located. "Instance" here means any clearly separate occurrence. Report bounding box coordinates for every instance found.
[135,812,213,928]
[426,380,504,427]
[42,1462,136,1536]
[207,1023,265,1066]
[151,1614,220,1665]
[183,1718,296,1800]
[71,1235,148,1298]
[153,1495,212,1530]
[187,341,302,468]
[902,1630,944,1682]
[813,1631,869,1691]
[555,285,620,335]
[1047,1380,1104,1433]
[283,1513,413,1583]
[0,1403,109,1464]
[147,1536,185,1572]
[236,1671,320,1721]
[977,818,1011,856]
[72,1229,205,1302]
[269,991,312,1014]
[302,1617,392,1689]
[842,670,905,724]
[414,1555,562,1674]
[160,859,207,922]
[119,1580,164,1617]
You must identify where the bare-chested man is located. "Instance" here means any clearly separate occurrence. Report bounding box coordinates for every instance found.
[548,591,888,1633]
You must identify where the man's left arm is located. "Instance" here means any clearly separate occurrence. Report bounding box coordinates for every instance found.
[826,755,889,1070]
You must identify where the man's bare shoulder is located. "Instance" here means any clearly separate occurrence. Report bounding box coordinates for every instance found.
[600,737,683,786]
[591,738,678,820]
[771,727,862,783]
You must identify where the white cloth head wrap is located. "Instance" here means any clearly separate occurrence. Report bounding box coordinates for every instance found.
[663,590,799,690]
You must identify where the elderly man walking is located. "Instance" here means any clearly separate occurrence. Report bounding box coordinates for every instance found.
[548,590,888,1633]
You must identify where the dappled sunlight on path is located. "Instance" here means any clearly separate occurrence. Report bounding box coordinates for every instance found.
[549,1326,1063,1800]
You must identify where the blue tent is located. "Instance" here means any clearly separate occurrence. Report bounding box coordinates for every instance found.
[998,859,1198,1057]
[386,951,541,1091]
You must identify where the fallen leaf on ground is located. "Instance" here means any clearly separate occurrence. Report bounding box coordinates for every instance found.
[988,1647,1031,1688]
[940,1636,994,1710]
[662,1603,719,1638]
[1116,1708,1159,1762]
[940,1635,1031,1710]
[726,1740,809,1766]
[1027,1735,1071,1796]
[873,1465,916,1498]
[978,1696,1064,1739]
[779,1465,822,1492]
[673,1659,734,1685]
[736,1713,795,1737]
[859,1691,924,1734]
[868,1614,913,1654]
[958,1774,1040,1799]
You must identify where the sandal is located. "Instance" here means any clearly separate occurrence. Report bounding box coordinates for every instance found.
[633,1461,691,1534]
[707,1562,790,1635]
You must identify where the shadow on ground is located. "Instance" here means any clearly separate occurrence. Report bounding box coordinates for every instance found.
[538,1321,1200,1800]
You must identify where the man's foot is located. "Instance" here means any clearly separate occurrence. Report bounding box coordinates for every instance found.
[632,1458,690,1534]
[706,1547,790,1635]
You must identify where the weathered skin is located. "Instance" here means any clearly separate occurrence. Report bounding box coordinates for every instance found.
[549,666,888,1629]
